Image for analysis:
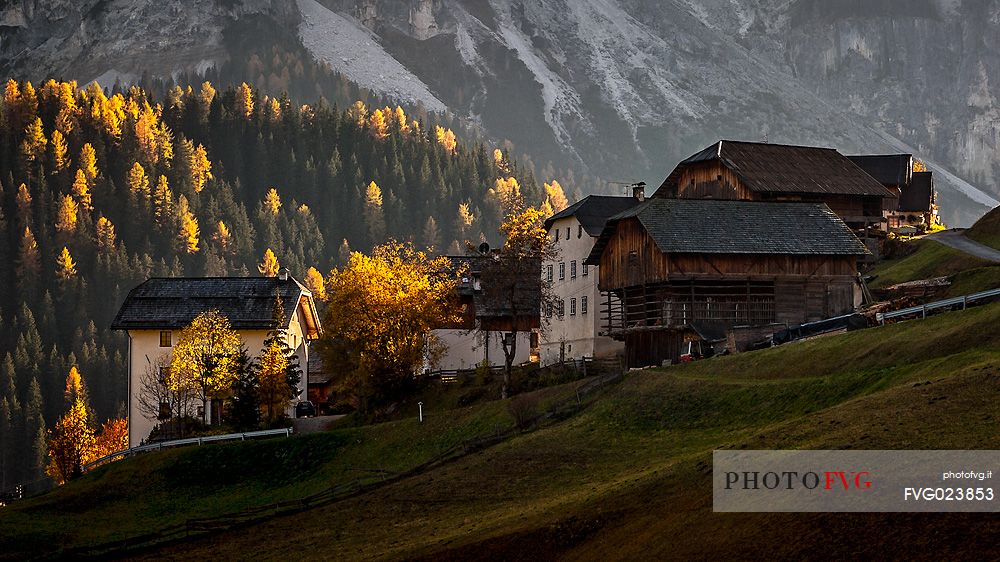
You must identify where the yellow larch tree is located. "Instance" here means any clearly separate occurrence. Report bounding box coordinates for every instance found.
[55,194,79,234]
[263,188,282,216]
[364,181,386,244]
[50,129,69,172]
[256,338,289,424]
[169,310,242,425]
[55,247,77,280]
[258,248,280,277]
[127,161,150,201]
[494,148,510,173]
[96,216,116,252]
[237,82,254,118]
[435,126,457,154]
[15,183,32,222]
[176,195,200,254]
[153,175,174,226]
[369,108,389,140]
[544,180,569,212]
[190,142,212,192]
[350,100,368,127]
[489,176,523,214]
[304,266,326,301]
[20,117,47,167]
[79,143,98,180]
[71,169,92,211]
[45,395,95,484]
[212,220,233,253]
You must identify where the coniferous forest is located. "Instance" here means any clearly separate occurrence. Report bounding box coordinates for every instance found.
[0,76,567,491]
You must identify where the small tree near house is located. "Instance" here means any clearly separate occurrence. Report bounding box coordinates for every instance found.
[480,198,557,399]
[256,294,302,425]
[169,310,242,425]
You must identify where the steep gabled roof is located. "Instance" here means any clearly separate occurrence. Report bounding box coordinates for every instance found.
[111,276,322,338]
[848,154,913,187]
[544,195,643,237]
[657,140,894,198]
[585,199,869,265]
[899,172,934,212]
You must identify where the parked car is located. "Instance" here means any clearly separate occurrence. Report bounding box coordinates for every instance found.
[295,401,316,418]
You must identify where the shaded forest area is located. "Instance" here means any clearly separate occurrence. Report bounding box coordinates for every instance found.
[0,72,549,491]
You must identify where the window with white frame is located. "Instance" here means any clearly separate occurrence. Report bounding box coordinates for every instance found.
[546,264,553,282]
[570,260,577,279]
[582,263,589,277]
[558,262,565,280]
[570,298,577,316]
[581,296,588,315]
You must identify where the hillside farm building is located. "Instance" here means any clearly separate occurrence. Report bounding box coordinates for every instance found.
[849,154,939,231]
[585,199,869,368]
[112,272,322,445]
[653,140,895,233]
[540,191,643,365]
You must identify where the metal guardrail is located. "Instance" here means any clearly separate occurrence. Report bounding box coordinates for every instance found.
[876,287,1000,324]
[81,428,292,473]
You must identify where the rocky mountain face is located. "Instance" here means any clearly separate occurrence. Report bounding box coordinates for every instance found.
[2,0,998,225]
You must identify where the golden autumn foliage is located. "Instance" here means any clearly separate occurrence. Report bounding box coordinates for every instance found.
[96,216,116,251]
[913,159,928,173]
[127,161,150,199]
[237,82,255,118]
[55,194,79,233]
[153,175,173,226]
[369,108,389,140]
[55,247,77,280]
[71,168,92,211]
[79,142,98,180]
[45,396,94,484]
[50,128,69,172]
[544,180,569,213]
[256,339,289,423]
[494,148,510,173]
[304,266,327,301]
[46,367,127,484]
[259,248,280,277]
[213,220,232,252]
[457,202,475,229]
[20,117,47,166]
[364,181,386,243]
[321,242,463,406]
[169,310,242,418]
[489,176,523,214]
[435,126,457,154]
[189,142,212,192]
[176,195,200,254]
[16,182,32,219]
[264,188,282,216]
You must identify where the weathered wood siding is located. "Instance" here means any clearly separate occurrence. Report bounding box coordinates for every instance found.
[598,221,858,291]
[598,218,672,289]
[671,162,752,200]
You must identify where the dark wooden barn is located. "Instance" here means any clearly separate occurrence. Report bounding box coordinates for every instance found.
[654,140,894,231]
[848,154,938,230]
[584,199,869,368]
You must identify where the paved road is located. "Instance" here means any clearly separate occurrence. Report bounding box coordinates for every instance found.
[292,414,346,435]
[927,230,1000,263]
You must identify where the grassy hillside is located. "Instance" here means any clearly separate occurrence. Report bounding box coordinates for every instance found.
[967,205,1000,250]
[867,239,995,289]
[4,303,1000,560]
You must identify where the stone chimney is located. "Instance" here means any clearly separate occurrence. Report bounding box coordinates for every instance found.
[278,268,290,281]
[632,182,646,201]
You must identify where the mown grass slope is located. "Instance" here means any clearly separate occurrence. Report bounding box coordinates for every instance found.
[5,303,1000,560]
[967,205,1000,250]
[867,239,995,289]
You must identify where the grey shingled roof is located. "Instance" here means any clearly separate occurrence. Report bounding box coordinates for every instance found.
[111,277,310,331]
[848,154,913,187]
[586,199,869,264]
[899,172,934,212]
[544,195,643,236]
[657,140,894,197]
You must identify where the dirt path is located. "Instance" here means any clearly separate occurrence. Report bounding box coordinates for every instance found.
[927,229,1000,263]
[291,415,345,435]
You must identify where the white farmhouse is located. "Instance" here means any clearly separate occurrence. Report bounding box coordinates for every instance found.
[111,270,322,446]
[541,189,644,365]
